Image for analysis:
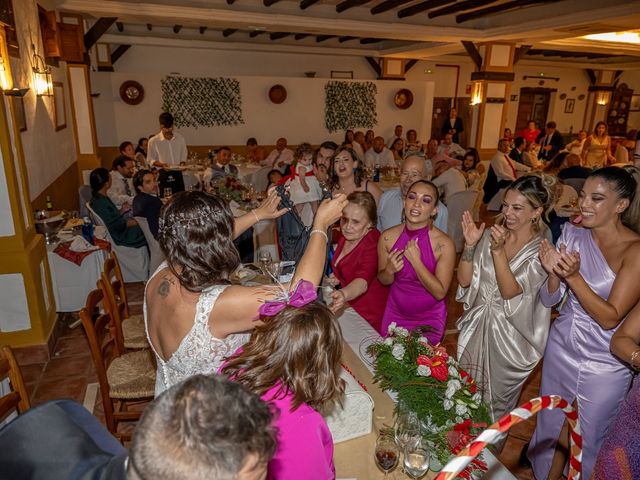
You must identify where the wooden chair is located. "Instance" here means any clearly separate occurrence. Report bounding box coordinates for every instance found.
[101,252,148,350]
[0,345,30,422]
[79,287,155,440]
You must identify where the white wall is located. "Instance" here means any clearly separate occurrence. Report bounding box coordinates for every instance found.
[10,0,77,200]
[92,44,435,146]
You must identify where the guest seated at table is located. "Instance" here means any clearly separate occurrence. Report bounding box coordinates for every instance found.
[108,156,136,211]
[510,136,526,164]
[522,141,542,169]
[529,167,640,479]
[432,159,467,204]
[222,299,343,480]
[146,190,347,395]
[89,168,146,248]
[486,138,532,202]
[503,127,514,148]
[378,180,455,344]
[405,129,423,155]
[364,129,375,151]
[118,140,138,166]
[364,136,396,168]
[458,174,557,423]
[132,169,163,238]
[565,129,587,156]
[327,192,389,333]
[147,112,188,168]
[377,153,448,232]
[461,148,484,190]
[313,141,338,186]
[263,137,294,173]
[437,133,466,160]
[388,124,403,149]
[518,120,541,145]
[536,121,564,163]
[331,146,382,205]
[352,131,366,161]
[266,169,283,190]
[425,138,462,174]
[203,146,238,187]
[246,137,267,164]
[344,129,355,146]
[135,137,149,169]
[390,138,405,163]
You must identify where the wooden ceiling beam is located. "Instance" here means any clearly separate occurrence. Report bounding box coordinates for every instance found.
[316,35,336,42]
[223,28,237,37]
[405,59,419,73]
[226,0,235,3]
[398,0,453,19]
[339,36,357,43]
[116,21,124,32]
[428,0,498,19]
[360,37,382,44]
[456,0,561,23]
[270,32,291,40]
[365,56,381,76]
[84,17,117,50]
[300,0,321,9]
[249,30,266,38]
[264,0,282,5]
[146,23,152,31]
[336,0,372,14]
[585,68,597,85]
[173,25,182,34]
[461,40,482,69]
[370,0,413,15]
[513,44,531,64]
[294,33,310,40]
[111,44,130,65]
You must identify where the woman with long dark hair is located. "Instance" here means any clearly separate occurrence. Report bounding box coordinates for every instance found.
[330,146,382,205]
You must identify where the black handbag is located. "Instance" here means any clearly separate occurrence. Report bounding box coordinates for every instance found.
[274,184,311,262]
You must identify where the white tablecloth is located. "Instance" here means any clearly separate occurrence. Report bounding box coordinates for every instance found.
[46,240,108,312]
[337,309,516,480]
[237,165,271,192]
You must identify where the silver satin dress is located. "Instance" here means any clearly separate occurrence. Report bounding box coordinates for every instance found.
[456,231,551,421]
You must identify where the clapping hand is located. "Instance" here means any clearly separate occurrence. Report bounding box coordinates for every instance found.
[539,239,563,275]
[403,239,421,266]
[553,246,581,279]
[385,249,404,275]
[489,224,509,251]
[461,211,485,248]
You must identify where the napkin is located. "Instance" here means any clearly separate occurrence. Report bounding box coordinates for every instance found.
[69,235,99,253]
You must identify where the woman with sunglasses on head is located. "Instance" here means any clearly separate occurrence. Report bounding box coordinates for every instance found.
[378,180,455,344]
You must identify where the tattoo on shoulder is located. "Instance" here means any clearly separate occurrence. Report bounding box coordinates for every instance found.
[157,275,175,299]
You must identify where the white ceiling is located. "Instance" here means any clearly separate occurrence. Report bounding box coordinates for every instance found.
[58,0,640,67]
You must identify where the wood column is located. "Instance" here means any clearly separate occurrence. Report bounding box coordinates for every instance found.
[583,69,617,134]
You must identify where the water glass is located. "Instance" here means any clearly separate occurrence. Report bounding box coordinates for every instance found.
[403,437,430,479]
[394,409,421,451]
[375,432,399,479]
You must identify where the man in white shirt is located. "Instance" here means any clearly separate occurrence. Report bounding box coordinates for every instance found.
[107,156,135,211]
[387,124,403,148]
[364,137,396,168]
[263,137,294,173]
[351,131,366,161]
[491,138,531,182]
[432,160,467,204]
[147,112,188,168]
[437,133,466,159]
[377,153,448,233]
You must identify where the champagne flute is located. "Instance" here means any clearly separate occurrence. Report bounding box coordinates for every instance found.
[375,432,399,479]
[258,251,272,276]
[403,437,430,479]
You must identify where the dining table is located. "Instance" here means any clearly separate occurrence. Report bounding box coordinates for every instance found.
[333,309,517,480]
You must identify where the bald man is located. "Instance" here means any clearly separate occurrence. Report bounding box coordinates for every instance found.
[364,136,396,168]
[377,153,448,232]
[263,137,294,173]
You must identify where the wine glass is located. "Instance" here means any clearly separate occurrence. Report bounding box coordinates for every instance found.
[375,432,399,479]
[394,409,421,452]
[258,251,272,275]
[267,261,282,281]
[403,437,430,479]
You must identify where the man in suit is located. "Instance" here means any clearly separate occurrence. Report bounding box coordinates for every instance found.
[536,121,564,163]
[0,375,276,480]
[204,146,239,186]
[132,169,163,238]
[510,136,526,165]
[441,108,464,145]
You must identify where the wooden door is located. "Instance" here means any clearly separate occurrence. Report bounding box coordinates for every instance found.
[516,88,552,132]
[431,97,453,141]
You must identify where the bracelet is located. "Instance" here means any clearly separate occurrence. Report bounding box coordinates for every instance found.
[251,210,260,223]
[310,229,329,243]
[630,349,640,370]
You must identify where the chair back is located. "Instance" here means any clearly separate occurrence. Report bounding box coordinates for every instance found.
[446,190,479,252]
[85,202,106,228]
[0,346,30,422]
[78,287,120,434]
[78,186,92,217]
[98,276,127,356]
[134,217,164,274]
[102,252,131,319]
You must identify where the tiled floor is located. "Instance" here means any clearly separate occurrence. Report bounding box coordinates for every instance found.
[16,234,541,478]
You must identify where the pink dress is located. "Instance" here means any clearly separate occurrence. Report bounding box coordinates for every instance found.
[380,224,447,344]
[263,383,335,480]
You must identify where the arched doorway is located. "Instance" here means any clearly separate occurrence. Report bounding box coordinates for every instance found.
[515,87,556,132]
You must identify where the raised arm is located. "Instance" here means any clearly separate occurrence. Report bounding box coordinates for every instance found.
[232,189,287,239]
[489,225,524,300]
[457,211,485,288]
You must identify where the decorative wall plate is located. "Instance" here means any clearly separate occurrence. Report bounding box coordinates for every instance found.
[560,93,567,100]
[578,94,586,101]
[394,88,413,109]
[119,80,144,105]
[268,84,287,104]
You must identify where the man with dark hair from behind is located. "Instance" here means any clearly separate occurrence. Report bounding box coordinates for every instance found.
[0,375,276,480]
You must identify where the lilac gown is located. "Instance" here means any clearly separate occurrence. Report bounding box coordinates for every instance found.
[380,224,447,344]
[528,224,633,479]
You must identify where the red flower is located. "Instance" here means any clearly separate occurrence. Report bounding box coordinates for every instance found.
[469,384,477,394]
[430,356,448,382]
[416,355,431,366]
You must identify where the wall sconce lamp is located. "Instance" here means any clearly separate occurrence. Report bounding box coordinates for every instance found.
[596,91,611,106]
[0,55,9,90]
[470,81,483,106]
[31,44,52,96]
[0,53,29,97]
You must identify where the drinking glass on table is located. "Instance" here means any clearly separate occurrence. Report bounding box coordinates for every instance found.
[258,250,272,276]
[375,432,399,479]
[394,408,421,451]
[403,437,430,479]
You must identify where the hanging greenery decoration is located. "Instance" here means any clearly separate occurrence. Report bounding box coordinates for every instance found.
[324,81,377,133]
[161,76,244,128]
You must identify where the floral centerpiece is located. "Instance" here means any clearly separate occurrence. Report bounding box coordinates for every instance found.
[368,323,491,479]
[211,176,249,203]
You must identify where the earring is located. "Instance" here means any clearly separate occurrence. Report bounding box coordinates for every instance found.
[531,216,538,224]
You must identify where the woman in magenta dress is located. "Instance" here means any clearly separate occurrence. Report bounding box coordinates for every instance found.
[528,166,640,480]
[221,288,343,480]
[328,191,389,333]
[377,180,455,343]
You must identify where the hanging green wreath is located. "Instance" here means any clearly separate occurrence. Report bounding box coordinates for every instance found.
[324,81,377,133]
[161,76,244,128]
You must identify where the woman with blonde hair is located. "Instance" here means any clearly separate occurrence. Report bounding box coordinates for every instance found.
[582,121,616,168]
[456,174,558,422]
